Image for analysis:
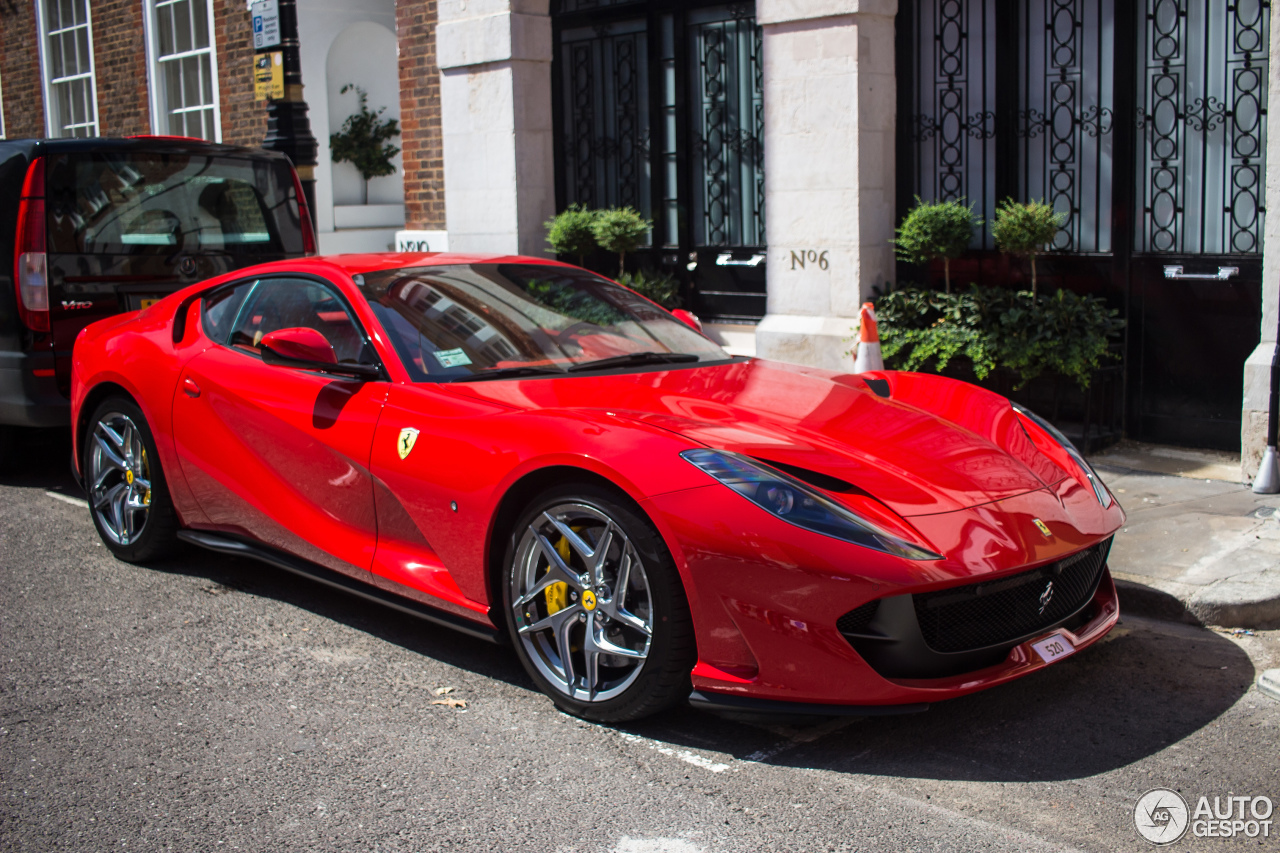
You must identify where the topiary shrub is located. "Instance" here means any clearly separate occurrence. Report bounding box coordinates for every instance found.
[592,207,652,276]
[329,85,401,205]
[891,197,980,294]
[990,199,1066,296]
[544,204,599,267]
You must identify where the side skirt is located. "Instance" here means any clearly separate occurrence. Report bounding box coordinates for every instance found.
[177,530,506,644]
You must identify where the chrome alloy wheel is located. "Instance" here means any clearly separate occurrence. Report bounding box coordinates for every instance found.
[88,412,152,547]
[510,503,655,703]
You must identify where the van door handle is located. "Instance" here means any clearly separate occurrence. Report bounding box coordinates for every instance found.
[1163,265,1240,281]
[182,377,201,398]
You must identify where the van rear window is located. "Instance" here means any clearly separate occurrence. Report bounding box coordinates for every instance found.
[44,151,305,256]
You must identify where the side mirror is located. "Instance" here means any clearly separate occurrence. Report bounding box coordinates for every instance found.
[261,327,337,364]
[260,327,381,380]
[671,309,703,333]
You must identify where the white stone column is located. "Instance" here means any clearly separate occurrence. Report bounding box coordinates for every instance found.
[435,0,554,256]
[753,0,897,372]
[1241,9,1280,481]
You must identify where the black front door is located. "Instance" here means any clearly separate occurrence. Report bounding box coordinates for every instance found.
[1127,0,1268,448]
[551,0,767,322]
[898,0,1269,451]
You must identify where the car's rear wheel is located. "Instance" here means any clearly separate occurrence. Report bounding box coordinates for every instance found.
[502,484,695,722]
[84,396,180,562]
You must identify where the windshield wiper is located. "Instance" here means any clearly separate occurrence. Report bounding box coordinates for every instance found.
[449,365,568,382]
[567,351,701,373]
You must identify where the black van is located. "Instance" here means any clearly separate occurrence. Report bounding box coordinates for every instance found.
[0,137,315,459]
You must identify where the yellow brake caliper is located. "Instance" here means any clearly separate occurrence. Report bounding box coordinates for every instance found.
[141,448,151,506]
[544,535,571,614]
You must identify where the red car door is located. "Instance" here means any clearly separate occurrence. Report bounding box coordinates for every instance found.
[171,276,387,577]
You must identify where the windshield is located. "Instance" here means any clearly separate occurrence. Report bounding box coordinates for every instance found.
[359,263,731,380]
[45,151,305,256]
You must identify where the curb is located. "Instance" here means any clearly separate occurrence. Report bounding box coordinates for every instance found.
[1114,579,1280,629]
[1259,670,1280,701]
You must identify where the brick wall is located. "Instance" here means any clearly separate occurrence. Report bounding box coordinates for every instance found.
[92,0,150,136]
[214,0,266,147]
[396,0,445,230]
[1,4,47,138]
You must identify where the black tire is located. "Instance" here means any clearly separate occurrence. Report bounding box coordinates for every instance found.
[0,426,13,473]
[501,483,696,722]
[83,395,181,562]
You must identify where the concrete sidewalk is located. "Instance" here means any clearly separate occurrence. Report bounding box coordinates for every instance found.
[1091,458,1280,628]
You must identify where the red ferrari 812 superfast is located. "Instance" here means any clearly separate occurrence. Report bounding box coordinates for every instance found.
[71,254,1125,721]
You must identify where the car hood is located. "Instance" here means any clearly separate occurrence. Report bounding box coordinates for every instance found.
[444,358,1063,517]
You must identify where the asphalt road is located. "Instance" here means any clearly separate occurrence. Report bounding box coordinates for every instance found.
[2,431,1278,852]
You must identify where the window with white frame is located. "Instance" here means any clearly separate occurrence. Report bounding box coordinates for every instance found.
[145,0,221,141]
[38,0,100,138]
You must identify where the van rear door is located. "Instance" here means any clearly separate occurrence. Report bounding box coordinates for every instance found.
[42,145,309,393]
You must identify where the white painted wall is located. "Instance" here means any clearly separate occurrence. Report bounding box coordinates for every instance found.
[754,0,898,372]
[1241,8,1280,480]
[326,21,404,207]
[436,0,554,256]
[297,0,402,251]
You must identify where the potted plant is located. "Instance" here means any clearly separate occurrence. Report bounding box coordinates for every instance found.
[544,204,599,267]
[592,206,651,276]
[990,199,1065,296]
[891,197,980,294]
[329,85,401,205]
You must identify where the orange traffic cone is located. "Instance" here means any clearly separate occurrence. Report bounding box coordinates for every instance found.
[853,301,883,372]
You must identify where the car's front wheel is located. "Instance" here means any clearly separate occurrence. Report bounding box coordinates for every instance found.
[84,396,180,562]
[502,484,695,722]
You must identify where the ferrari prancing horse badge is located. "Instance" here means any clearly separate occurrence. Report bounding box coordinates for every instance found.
[397,427,420,460]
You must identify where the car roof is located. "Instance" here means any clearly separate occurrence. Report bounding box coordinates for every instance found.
[0,136,289,161]
[295,253,581,277]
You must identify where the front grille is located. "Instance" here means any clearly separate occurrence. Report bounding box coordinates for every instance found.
[913,538,1112,653]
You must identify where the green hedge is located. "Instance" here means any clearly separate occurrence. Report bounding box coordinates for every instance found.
[875,285,1124,389]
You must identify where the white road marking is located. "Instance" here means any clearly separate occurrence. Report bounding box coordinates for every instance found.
[743,716,859,763]
[45,491,86,507]
[610,730,731,773]
[603,715,857,775]
[614,838,705,853]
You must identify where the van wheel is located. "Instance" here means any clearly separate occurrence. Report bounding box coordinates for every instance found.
[84,396,180,562]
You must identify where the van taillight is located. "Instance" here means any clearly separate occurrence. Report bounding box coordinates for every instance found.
[290,169,317,255]
[14,157,49,333]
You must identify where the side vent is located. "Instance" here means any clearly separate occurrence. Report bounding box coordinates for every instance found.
[753,458,856,493]
[863,377,890,398]
[837,600,880,637]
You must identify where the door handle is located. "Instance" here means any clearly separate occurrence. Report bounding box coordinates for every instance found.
[715,252,766,267]
[1163,265,1240,281]
[182,377,201,398]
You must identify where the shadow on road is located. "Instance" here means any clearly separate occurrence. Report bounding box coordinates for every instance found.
[629,585,1255,783]
[4,431,1255,784]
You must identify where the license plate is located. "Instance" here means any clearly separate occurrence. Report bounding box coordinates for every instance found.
[1031,632,1076,664]
[127,295,164,311]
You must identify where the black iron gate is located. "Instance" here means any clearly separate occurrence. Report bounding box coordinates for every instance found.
[897,0,1268,450]
[551,0,767,322]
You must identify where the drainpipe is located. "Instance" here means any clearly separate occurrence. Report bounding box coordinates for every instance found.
[1253,306,1280,493]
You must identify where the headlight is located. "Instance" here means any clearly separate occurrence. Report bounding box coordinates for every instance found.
[1013,404,1113,508]
[680,449,941,560]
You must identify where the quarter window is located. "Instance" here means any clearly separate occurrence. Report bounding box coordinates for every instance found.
[145,0,221,141]
[37,0,100,138]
